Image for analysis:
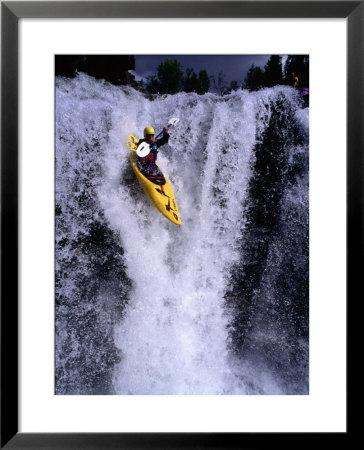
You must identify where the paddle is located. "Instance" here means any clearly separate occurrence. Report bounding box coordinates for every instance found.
[136,117,179,157]
[155,117,179,139]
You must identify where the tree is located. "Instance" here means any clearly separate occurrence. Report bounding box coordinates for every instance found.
[229,80,240,92]
[145,75,161,94]
[211,71,230,95]
[184,68,211,94]
[146,59,211,95]
[157,59,184,94]
[263,55,283,87]
[184,68,200,92]
[197,70,210,94]
[244,64,265,91]
[146,58,185,94]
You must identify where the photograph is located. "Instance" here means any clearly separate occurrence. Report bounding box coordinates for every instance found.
[2,0,356,445]
[55,54,309,396]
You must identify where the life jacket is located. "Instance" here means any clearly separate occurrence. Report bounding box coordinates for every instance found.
[138,132,169,164]
[138,139,158,163]
[143,152,156,163]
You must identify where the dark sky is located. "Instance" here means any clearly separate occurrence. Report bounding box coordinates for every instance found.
[134,55,276,90]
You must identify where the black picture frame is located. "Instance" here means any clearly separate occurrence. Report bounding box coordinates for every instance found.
[1,1,357,448]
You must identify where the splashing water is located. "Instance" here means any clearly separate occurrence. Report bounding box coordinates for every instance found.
[56,74,309,395]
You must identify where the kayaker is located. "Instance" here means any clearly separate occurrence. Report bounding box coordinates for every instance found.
[137,126,169,175]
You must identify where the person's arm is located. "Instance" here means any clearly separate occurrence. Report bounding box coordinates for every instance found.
[156,127,170,149]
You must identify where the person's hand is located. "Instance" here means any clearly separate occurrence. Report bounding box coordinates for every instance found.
[163,126,169,132]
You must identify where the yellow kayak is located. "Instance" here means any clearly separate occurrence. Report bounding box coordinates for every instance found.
[127,134,182,225]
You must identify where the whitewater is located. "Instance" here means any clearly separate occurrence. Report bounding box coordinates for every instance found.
[55,73,309,395]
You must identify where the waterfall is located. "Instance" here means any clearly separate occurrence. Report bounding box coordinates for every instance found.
[56,73,309,395]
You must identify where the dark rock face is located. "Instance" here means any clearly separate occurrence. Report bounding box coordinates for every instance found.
[55,55,136,86]
[225,94,309,393]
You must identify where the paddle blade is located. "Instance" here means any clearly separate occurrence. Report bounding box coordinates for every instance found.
[168,117,179,127]
[136,142,150,157]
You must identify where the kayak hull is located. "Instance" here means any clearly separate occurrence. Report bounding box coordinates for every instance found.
[127,134,182,225]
